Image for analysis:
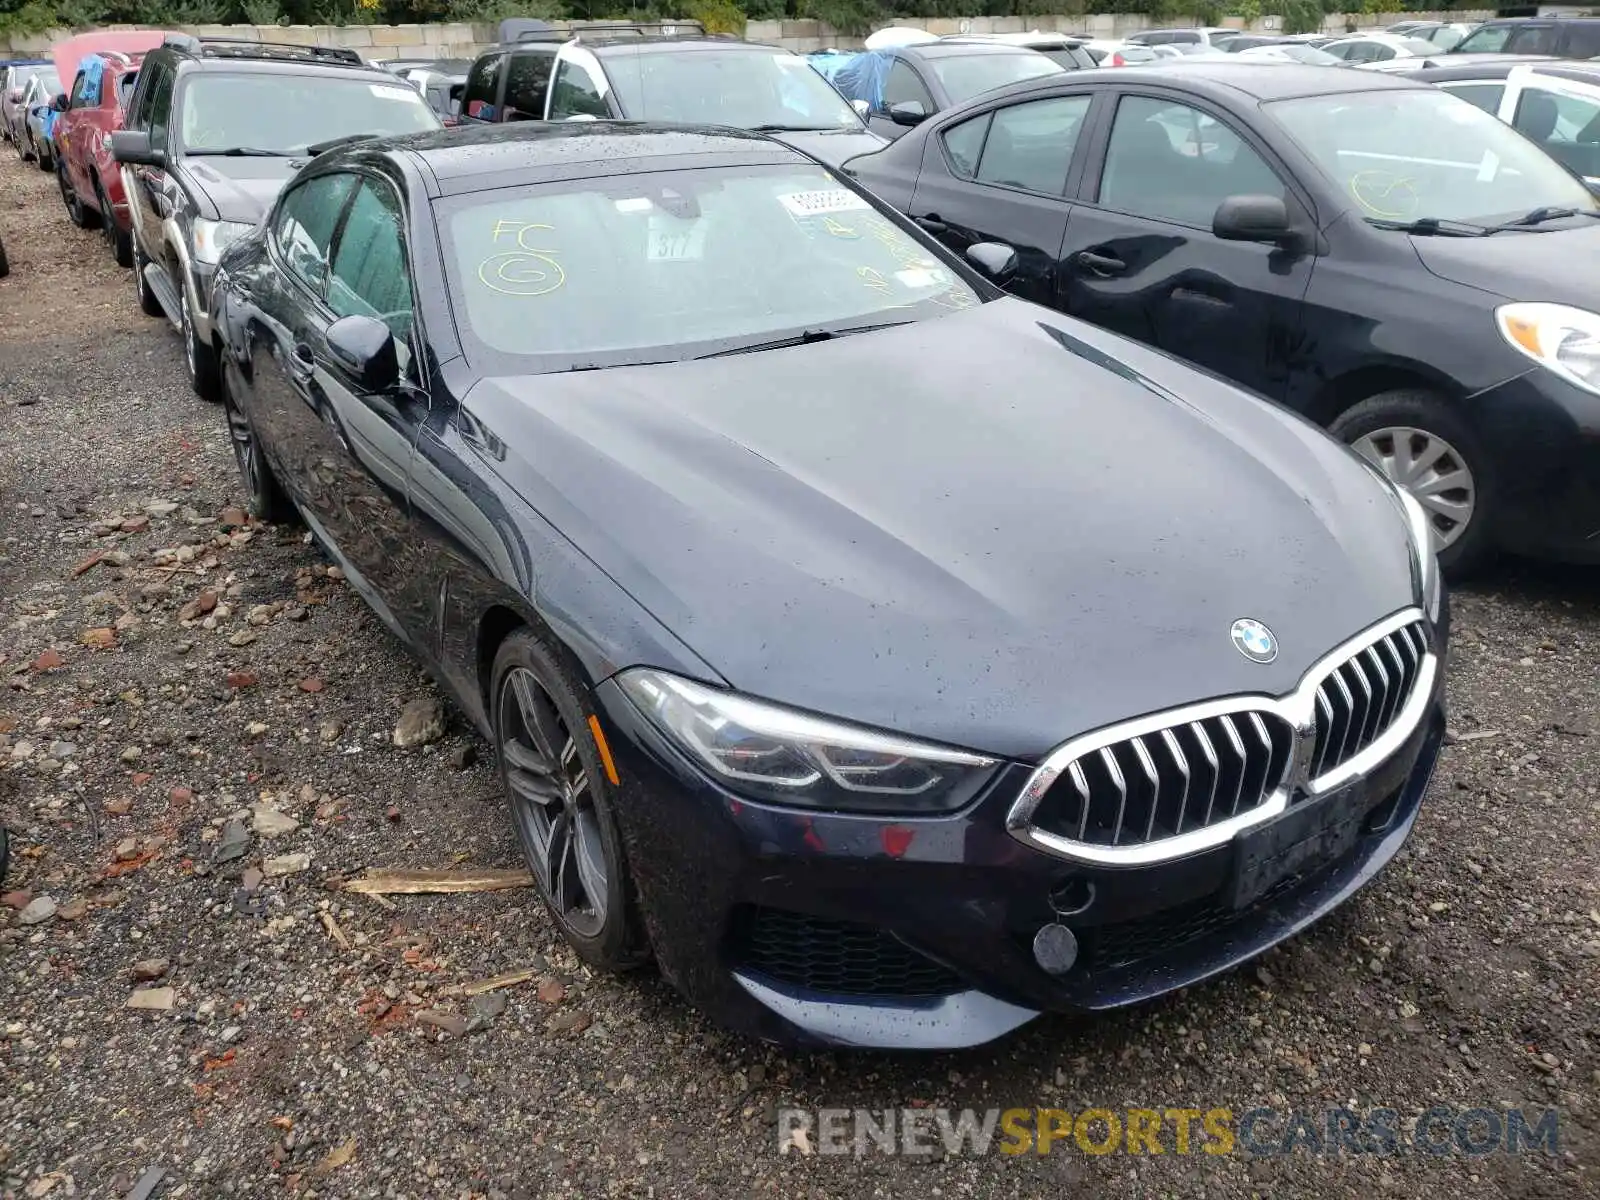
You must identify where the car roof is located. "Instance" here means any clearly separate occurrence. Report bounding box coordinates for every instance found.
[1409,57,1600,83]
[376,122,805,191]
[1475,14,1600,23]
[1016,58,1426,101]
[900,41,1054,60]
[173,53,398,81]
[586,37,785,55]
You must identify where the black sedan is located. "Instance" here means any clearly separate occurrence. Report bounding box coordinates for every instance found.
[845,60,1600,573]
[211,123,1445,1049]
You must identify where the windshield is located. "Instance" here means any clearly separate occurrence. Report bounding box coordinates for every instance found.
[927,52,1065,103]
[1452,25,1512,52]
[440,164,983,372]
[178,72,440,154]
[1269,88,1598,224]
[1397,37,1442,54]
[1279,45,1341,64]
[605,49,862,130]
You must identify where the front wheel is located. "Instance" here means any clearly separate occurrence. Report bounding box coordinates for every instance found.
[1332,389,1496,577]
[221,363,294,524]
[491,629,651,973]
[180,284,221,402]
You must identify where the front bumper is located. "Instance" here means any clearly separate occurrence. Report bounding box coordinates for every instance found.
[1473,367,1600,563]
[593,605,1449,1050]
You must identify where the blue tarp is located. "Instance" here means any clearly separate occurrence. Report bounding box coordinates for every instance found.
[79,54,105,106]
[808,49,894,112]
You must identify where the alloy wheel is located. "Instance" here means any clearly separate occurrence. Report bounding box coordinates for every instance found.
[181,291,198,381]
[1352,425,1476,552]
[498,667,611,939]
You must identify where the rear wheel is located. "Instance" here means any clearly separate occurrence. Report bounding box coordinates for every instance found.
[34,135,51,171]
[95,180,132,268]
[491,629,650,973]
[132,243,163,317]
[1331,388,1496,576]
[60,164,98,229]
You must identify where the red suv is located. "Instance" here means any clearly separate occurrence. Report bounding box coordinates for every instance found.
[56,48,149,267]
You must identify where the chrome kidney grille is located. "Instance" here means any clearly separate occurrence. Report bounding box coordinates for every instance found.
[1310,620,1429,779]
[1008,610,1436,867]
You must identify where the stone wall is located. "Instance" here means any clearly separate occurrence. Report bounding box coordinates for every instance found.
[0,11,1498,62]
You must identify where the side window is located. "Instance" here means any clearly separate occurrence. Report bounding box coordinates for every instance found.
[1440,82,1505,115]
[462,52,504,120]
[1507,25,1558,55]
[327,179,413,342]
[1097,96,1284,228]
[882,59,933,114]
[941,113,990,177]
[1564,26,1600,58]
[1455,25,1511,53]
[1369,44,1396,62]
[68,71,88,109]
[272,173,358,297]
[548,60,610,119]
[146,65,175,152]
[973,95,1091,194]
[502,50,554,120]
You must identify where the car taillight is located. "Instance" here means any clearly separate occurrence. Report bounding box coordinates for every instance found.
[1111,52,1125,66]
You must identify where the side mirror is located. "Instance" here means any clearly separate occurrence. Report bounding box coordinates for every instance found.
[1213,194,1296,246]
[888,100,928,127]
[326,314,400,392]
[966,241,1018,284]
[110,129,163,167]
[50,93,68,113]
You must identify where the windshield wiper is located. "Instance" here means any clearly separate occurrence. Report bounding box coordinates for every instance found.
[748,123,852,133]
[187,146,295,157]
[304,133,380,156]
[695,320,914,359]
[1363,216,1487,237]
[1482,206,1600,232]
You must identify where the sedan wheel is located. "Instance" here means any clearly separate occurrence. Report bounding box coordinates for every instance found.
[492,632,649,970]
[1351,426,1476,551]
[221,364,293,524]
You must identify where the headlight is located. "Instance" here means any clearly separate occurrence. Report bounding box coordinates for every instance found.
[192,218,254,266]
[617,669,1000,814]
[1496,302,1600,397]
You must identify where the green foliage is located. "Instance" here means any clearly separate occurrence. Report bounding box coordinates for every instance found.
[688,0,745,32]
[239,0,282,19]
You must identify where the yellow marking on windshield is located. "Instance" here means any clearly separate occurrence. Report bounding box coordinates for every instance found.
[1349,170,1420,219]
[822,215,859,239]
[857,265,893,294]
[478,220,565,297]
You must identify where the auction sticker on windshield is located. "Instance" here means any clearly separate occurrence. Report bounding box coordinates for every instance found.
[778,189,871,218]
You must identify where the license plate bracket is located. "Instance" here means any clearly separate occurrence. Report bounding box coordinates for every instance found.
[1229,786,1368,910]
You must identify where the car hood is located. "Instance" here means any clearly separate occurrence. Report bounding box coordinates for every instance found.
[1411,219,1600,306]
[466,299,1417,759]
[766,127,889,166]
[186,157,300,223]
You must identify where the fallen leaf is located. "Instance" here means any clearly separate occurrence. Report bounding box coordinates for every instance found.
[31,649,64,671]
[226,672,258,690]
[309,1139,357,1179]
[298,677,325,693]
[537,979,566,1005]
[81,627,115,649]
[203,1049,237,1071]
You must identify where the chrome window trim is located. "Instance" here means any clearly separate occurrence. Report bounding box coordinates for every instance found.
[1006,607,1434,867]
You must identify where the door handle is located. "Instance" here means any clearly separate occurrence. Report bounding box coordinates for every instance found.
[1073,250,1128,277]
[914,213,948,235]
[288,343,316,384]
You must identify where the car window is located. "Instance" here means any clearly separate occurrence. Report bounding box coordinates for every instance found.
[328,179,414,342]
[439,163,982,373]
[1097,96,1284,227]
[882,59,933,113]
[1506,25,1558,55]
[548,59,610,118]
[1512,83,1600,179]
[1041,46,1097,70]
[145,63,175,151]
[273,173,358,297]
[68,71,88,109]
[502,50,553,120]
[1438,82,1504,114]
[603,48,862,129]
[970,95,1091,194]
[116,71,137,110]
[928,52,1064,105]
[179,74,436,155]
[1453,25,1512,53]
[1564,25,1600,58]
[941,112,989,176]
[1269,87,1597,222]
[462,52,504,120]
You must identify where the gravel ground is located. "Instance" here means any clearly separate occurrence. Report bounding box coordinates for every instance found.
[2,150,1598,1200]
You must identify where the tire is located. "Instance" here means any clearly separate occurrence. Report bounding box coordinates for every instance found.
[1331,388,1497,577]
[0,235,9,280]
[132,242,163,318]
[491,629,651,973]
[37,142,52,172]
[221,362,294,524]
[96,179,132,268]
[60,165,98,229]
[180,281,221,402]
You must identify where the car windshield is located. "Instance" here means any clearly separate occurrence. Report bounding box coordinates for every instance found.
[604,49,862,130]
[1268,88,1598,224]
[1398,37,1442,54]
[439,163,983,372]
[178,72,440,154]
[926,52,1065,103]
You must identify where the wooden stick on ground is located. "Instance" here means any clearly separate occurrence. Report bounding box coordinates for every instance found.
[342,868,534,896]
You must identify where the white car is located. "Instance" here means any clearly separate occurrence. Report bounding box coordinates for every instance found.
[1126,27,1240,50]
[1320,33,1444,68]
[939,32,1099,70]
[1082,39,1159,67]
[1235,43,1345,66]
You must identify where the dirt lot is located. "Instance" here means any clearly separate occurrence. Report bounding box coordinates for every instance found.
[1,149,1598,1200]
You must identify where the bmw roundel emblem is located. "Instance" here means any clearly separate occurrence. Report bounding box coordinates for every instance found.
[1231,618,1278,664]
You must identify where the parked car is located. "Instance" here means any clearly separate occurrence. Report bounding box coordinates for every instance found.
[1127,27,1241,50]
[380,56,471,123]
[1,59,52,146]
[1235,43,1345,65]
[1082,39,1160,67]
[1400,58,1600,186]
[55,48,151,266]
[110,34,440,402]
[843,61,1600,571]
[809,41,1065,139]
[939,32,1098,71]
[459,25,885,162]
[1320,33,1445,66]
[1382,21,1476,50]
[15,68,60,167]
[211,121,1446,1049]
[1451,16,1600,59]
